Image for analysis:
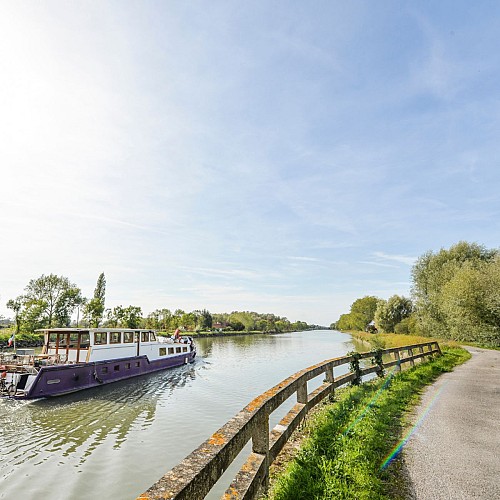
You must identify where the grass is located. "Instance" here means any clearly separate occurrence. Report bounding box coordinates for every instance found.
[266,344,471,500]
[349,331,452,349]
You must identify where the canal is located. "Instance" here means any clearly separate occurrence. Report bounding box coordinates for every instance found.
[0,330,360,499]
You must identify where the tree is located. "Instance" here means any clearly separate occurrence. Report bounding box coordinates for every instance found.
[439,258,500,345]
[412,241,498,343]
[105,306,124,327]
[104,305,142,328]
[83,273,106,327]
[350,296,379,325]
[198,309,213,330]
[145,310,161,330]
[180,312,196,330]
[21,274,83,329]
[229,311,256,332]
[335,296,379,331]
[122,306,143,329]
[375,295,413,333]
[6,297,22,337]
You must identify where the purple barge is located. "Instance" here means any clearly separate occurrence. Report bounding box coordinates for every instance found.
[0,328,196,399]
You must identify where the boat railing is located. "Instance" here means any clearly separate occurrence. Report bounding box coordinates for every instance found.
[0,352,67,370]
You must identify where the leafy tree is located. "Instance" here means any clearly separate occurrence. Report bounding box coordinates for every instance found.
[180,312,196,330]
[350,296,379,325]
[6,297,22,336]
[292,321,309,331]
[21,274,83,329]
[394,315,417,334]
[229,311,256,332]
[375,295,413,333]
[122,305,143,329]
[105,306,124,327]
[412,241,499,343]
[335,296,380,331]
[439,258,500,345]
[145,309,161,330]
[83,273,106,327]
[230,320,245,331]
[198,309,213,330]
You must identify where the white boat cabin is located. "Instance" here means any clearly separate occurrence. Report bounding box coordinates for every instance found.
[38,328,192,363]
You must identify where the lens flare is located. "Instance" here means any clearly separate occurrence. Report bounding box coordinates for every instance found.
[342,366,398,437]
[380,382,447,470]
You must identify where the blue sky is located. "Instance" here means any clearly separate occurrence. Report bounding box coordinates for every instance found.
[1,1,499,326]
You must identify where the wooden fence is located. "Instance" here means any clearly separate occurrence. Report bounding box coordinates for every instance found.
[138,341,441,500]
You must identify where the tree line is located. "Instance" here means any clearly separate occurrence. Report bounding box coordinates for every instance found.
[332,241,500,348]
[3,273,312,335]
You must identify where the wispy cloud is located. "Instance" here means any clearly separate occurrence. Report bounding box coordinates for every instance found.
[358,261,399,269]
[372,252,417,266]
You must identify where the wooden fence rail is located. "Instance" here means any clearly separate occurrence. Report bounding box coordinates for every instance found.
[138,341,441,500]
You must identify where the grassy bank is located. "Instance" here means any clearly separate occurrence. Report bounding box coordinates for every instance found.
[266,341,471,500]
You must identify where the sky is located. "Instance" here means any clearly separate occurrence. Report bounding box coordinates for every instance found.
[0,1,499,327]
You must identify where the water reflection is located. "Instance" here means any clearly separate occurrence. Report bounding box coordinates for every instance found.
[0,362,200,500]
[33,363,197,454]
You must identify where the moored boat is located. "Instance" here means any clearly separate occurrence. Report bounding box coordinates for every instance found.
[0,328,196,399]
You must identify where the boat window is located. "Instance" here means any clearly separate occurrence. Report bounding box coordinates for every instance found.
[150,332,157,341]
[135,361,140,367]
[175,347,182,353]
[70,333,79,347]
[168,347,174,355]
[134,332,140,342]
[114,365,120,371]
[110,332,121,344]
[94,332,107,345]
[182,346,188,353]
[159,348,166,356]
[125,362,131,369]
[123,332,134,343]
[80,333,90,348]
[102,367,108,374]
[141,331,149,343]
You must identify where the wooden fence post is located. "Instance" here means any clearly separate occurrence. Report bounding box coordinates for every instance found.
[394,350,401,372]
[325,364,335,399]
[297,380,308,404]
[434,342,442,356]
[325,364,334,383]
[408,348,415,367]
[252,411,270,492]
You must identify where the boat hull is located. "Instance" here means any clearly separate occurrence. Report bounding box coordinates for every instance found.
[22,351,196,399]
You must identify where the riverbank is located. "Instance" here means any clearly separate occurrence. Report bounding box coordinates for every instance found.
[164,329,326,338]
[159,330,274,338]
[265,335,471,500]
[0,328,325,349]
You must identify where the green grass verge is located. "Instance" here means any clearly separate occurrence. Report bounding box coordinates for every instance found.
[266,346,471,500]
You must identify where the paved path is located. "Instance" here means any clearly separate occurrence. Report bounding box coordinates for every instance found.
[403,347,500,499]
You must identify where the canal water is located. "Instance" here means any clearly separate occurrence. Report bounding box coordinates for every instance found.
[0,330,360,499]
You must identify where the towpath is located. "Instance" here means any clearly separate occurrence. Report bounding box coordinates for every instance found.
[402,346,500,499]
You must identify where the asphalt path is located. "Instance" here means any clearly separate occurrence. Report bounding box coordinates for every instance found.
[402,346,500,499]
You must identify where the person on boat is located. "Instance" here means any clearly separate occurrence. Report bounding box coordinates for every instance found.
[174,329,181,342]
